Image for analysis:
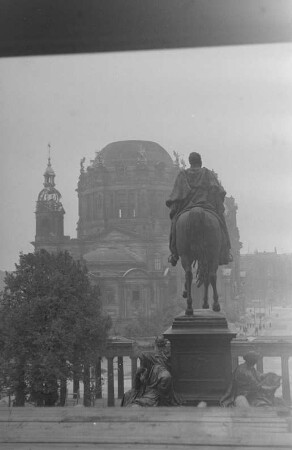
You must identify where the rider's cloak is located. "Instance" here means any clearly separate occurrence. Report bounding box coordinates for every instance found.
[166,167,226,219]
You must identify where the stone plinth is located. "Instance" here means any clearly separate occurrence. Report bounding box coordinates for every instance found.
[164,309,236,405]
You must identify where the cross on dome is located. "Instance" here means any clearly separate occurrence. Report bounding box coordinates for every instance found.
[48,142,51,165]
[43,142,55,186]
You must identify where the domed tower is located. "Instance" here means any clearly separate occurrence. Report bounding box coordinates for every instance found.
[34,152,65,248]
[77,140,177,240]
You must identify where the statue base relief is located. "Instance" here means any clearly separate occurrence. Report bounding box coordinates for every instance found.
[164,309,236,405]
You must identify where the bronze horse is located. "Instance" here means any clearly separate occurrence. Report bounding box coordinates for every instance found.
[176,206,222,315]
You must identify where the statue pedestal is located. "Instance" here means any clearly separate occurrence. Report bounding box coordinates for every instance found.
[164,309,236,405]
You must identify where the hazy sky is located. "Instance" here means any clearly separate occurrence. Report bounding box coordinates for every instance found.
[0,43,292,270]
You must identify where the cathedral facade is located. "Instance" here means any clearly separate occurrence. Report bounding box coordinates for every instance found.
[33,140,242,328]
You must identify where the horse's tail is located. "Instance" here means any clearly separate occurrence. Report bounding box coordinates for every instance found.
[188,208,208,287]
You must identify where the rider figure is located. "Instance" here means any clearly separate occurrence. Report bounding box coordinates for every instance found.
[166,152,232,266]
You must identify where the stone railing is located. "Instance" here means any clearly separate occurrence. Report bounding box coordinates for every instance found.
[97,336,143,407]
[93,335,292,407]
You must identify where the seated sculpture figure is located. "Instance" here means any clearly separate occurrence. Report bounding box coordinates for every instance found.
[120,366,148,407]
[121,338,181,407]
[220,351,282,408]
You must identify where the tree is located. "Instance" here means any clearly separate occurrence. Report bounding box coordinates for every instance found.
[0,250,111,406]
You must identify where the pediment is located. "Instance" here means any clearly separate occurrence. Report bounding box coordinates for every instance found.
[83,246,143,264]
[99,228,137,243]
[83,237,144,264]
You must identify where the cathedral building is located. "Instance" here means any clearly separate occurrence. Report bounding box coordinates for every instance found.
[33,140,242,329]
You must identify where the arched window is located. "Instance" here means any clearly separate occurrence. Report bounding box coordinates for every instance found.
[116,191,126,218]
[97,194,103,209]
[115,163,126,179]
[154,255,161,271]
[128,191,136,218]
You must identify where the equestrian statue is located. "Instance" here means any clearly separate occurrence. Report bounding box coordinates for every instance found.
[166,152,232,315]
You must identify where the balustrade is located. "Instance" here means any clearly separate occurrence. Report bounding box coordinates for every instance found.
[86,336,292,407]
[94,336,137,406]
[94,355,139,406]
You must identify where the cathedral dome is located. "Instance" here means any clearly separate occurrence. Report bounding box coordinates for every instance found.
[99,140,173,166]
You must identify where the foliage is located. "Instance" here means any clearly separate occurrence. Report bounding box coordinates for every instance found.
[0,250,111,405]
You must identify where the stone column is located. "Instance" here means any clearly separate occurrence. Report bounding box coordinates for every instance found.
[130,356,138,388]
[256,357,264,373]
[95,357,102,399]
[83,363,91,407]
[107,357,115,407]
[117,357,124,399]
[281,356,291,405]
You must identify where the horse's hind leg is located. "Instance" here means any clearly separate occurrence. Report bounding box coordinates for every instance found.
[202,277,209,309]
[210,271,220,312]
[183,280,187,298]
[185,269,193,315]
[181,256,193,316]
